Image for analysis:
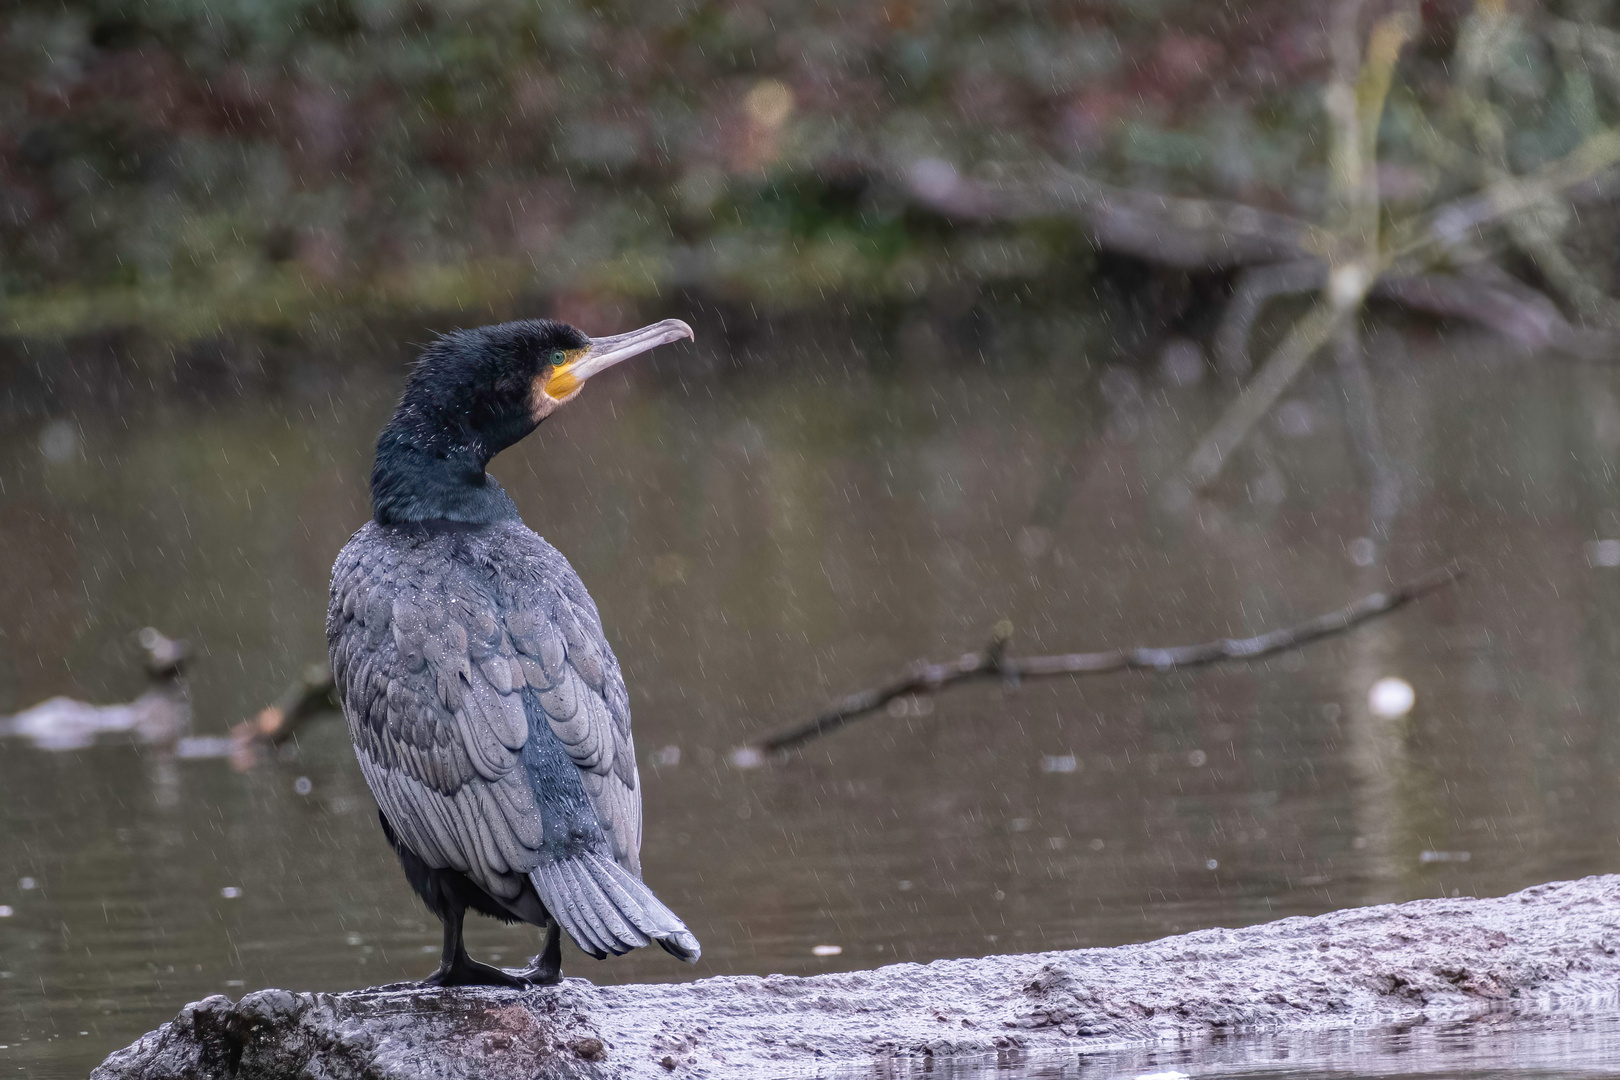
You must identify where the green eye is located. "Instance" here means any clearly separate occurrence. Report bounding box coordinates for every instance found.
[549,349,566,365]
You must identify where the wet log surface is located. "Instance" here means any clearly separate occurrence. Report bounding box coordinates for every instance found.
[92,875,1620,1079]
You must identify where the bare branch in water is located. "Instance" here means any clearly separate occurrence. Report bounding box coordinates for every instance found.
[232,663,338,761]
[743,563,1464,758]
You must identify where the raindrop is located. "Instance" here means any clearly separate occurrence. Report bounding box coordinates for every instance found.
[1158,339,1205,387]
[1275,399,1316,437]
[993,889,1006,901]
[1016,526,1053,559]
[1008,818,1032,832]
[18,878,35,891]
[220,887,243,899]
[1047,837,1065,850]
[1205,859,1219,870]
[1039,754,1078,774]
[1248,469,1285,505]
[1368,677,1415,718]
[655,745,681,767]
[39,420,78,464]
[811,944,842,957]
[1089,838,1106,851]
[1347,537,1378,567]
[294,777,313,796]
[1135,1072,1192,1080]
[0,906,12,918]
[730,747,764,769]
[1187,749,1207,767]
[346,933,364,946]
[1099,365,1141,409]
[897,880,913,891]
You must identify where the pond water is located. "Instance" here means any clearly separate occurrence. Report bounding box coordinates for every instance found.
[3,307,1620,1078]
[874,1013,1620,1078]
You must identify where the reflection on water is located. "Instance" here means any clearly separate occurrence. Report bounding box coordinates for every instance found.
[873,1012,1620,1078]
[3,311,1620,1078]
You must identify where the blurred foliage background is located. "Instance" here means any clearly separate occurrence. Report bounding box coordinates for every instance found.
[11,0,1585,340]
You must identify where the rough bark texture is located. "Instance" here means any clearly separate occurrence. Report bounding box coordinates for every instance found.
[93,875,1620,1079]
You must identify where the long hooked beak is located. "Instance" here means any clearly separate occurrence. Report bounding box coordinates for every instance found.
[573,319,695,381]
[542,319,694,403]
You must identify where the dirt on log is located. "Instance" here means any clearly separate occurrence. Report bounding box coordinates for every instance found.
[92,875,1620,1079]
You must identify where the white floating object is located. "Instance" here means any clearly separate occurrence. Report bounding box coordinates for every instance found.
[811,944,842,957]
[1589,539,1620,568]
[39,419,78,464]
[730,746,764,769]
[1368,677,1415,719]
[0,906,12,918]
[1419,850,1471,863]
[220,886,243,899]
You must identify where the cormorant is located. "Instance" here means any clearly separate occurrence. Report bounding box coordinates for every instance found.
[327,317,700,987]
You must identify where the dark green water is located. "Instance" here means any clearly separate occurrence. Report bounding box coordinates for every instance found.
[3,311,1620,1077]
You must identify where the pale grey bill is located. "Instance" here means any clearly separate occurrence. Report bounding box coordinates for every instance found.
[573,319,695,381]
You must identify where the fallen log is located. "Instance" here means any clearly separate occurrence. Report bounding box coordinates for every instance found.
[92,874,1620,1079]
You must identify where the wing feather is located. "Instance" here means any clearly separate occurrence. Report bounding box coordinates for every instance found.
[330,521,649,915]
[331,528,547,903]
[515,582,642,874]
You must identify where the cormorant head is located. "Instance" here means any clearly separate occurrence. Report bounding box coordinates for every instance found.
[371,317,694,525]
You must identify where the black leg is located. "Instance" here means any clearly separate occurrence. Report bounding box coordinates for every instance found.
[421,901,530,989]
[519,922,563,986]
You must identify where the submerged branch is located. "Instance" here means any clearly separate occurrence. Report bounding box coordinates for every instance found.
[232,663,339,757]
[746,563,1464,757]
[1177,298,1350,492]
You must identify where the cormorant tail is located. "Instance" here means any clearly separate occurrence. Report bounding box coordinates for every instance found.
[529,852,701,963]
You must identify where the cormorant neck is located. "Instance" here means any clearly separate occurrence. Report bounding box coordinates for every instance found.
[370,417,522,527]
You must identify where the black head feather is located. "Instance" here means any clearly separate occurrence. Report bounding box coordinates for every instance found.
[371,319,589,526]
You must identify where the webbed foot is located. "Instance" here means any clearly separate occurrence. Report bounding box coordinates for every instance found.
[421,955,532,989]
[515,922,564,986]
